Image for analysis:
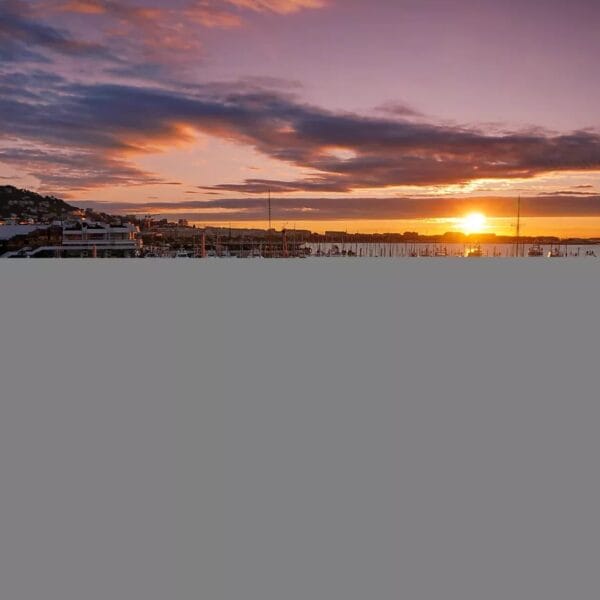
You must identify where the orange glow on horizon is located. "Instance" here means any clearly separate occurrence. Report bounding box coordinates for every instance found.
[183,216,600,238]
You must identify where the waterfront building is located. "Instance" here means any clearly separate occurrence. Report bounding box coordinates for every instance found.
[58,221,142,256]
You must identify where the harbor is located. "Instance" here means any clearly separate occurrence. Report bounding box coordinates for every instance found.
[3,220,600,259]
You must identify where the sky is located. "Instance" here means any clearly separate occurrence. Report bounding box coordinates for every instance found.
[2,0,600,235]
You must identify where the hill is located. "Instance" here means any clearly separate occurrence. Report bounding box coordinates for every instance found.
[0,185,79,222]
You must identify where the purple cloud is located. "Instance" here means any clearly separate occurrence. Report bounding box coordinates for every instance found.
[76,194,600,222]
[2,73,600,194]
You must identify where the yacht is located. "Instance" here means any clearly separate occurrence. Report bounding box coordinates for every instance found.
[528,244,544,257]
[174,249,193,258]
[466,245,483,258]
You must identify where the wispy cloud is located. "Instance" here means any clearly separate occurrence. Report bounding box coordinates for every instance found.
[2,0,329,81]
[375,102,426,119]
[0,146,166,190]
[0,0,120,63]
[226,0,327,14]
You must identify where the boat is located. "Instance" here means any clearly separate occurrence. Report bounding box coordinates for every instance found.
[547,247,564,258]
[466,245,483,258]
[528,244,544,257]
[174,249,193,258]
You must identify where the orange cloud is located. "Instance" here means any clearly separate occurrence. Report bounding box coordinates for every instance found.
[56,1,107,15]
[187,7,243,28]
[47,0,328,26]
[226,0,327,14]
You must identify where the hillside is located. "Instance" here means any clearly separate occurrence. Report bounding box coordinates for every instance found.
[0,185,79,222]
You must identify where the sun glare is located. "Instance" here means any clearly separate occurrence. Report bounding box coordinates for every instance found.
[461,212,487,234]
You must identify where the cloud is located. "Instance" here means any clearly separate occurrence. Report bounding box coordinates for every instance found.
[0,146,166,191]
[74,194,600,222]
[36,0,207,72]
[12,0,328,81]
[0,0,119,63]
[39,0,325,39]
[187,6,243,28]
[375,101,426,119]
[48,0,327,19]
[225,0,327,14]
[542,190,598,196]
[2,72,600,193]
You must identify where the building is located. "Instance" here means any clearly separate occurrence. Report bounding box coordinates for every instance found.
[60,222,142,256]
[2,221,142,257]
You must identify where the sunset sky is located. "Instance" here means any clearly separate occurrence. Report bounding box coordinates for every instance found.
[2,0,600,235]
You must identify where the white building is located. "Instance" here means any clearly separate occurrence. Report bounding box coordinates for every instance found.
[62,222,141,254]
[2,221,142,258]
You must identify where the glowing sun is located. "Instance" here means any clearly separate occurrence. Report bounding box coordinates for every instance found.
[460,212,487,234]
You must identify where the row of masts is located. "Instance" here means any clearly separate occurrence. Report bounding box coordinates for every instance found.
[515,195,521,257]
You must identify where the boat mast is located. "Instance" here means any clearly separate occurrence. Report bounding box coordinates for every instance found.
[268,187,272,231]
[515,195,521,257]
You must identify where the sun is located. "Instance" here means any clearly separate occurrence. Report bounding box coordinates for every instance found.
[460,212,487,235]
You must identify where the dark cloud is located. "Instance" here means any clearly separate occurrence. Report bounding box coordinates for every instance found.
[74,194,600,222]
[2,69,600,193]
[0,146,165,192]
[542,190,598,196]
[0,0,119,63]
[375,102,425,119]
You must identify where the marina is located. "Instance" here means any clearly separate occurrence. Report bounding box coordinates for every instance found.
[3,222,599,259]
[304,242,598,259]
